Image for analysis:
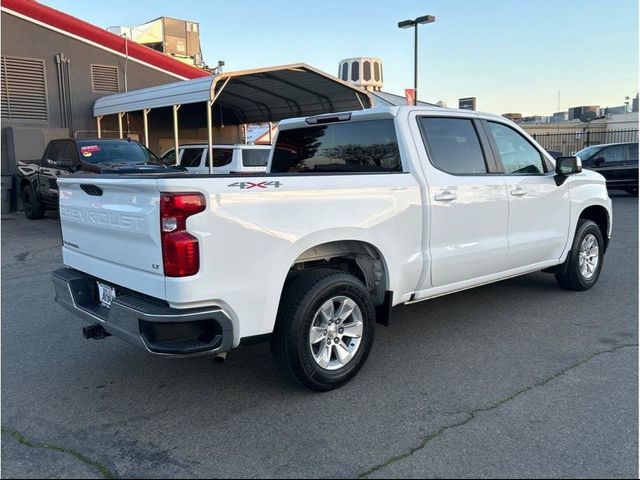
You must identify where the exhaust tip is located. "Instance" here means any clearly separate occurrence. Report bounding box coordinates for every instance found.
[213,352,227,363]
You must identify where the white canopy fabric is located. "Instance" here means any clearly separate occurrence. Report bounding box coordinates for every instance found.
[93,63,372,124]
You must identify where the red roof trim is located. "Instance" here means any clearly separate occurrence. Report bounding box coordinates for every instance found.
[1,0,211,80]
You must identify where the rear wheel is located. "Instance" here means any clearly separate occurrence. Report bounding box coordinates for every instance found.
[22,185,45,220]
[555,219,604,291]
[271,269,375,391]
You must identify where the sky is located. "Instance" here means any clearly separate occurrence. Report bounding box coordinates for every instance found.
[45,0,638,116]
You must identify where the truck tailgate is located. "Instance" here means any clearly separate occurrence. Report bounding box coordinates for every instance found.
[58,177,165,299]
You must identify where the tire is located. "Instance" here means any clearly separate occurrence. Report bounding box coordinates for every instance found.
[555,219,604,291]
[271,269,375,391]
[22,185,45,220]
[625,188,638,196]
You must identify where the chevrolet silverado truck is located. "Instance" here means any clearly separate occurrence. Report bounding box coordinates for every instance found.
[52,106,612,391]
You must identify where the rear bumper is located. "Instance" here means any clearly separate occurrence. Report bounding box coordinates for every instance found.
[51,268,234,357]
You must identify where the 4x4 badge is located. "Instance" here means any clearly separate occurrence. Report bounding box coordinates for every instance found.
[228,181,282,189]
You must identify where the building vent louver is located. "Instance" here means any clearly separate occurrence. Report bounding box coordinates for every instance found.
[1,56,48,121]
[91,64,120,93]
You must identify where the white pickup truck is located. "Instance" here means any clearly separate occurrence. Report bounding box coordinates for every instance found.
[52,106,612,391]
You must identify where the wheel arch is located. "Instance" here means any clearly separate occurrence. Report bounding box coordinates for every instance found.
[286,238,391,308]
[578,204,610,251]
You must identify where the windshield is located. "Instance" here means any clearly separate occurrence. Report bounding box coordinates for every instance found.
[574,145,603,161]
[78,141,159,164]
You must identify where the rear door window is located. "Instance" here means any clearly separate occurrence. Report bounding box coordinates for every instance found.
[180,148,204,168]
[242,149,270,167]
[271,119,402,173]
[598,145,627,163]
[207,149,233,168]
[418,117,488,174]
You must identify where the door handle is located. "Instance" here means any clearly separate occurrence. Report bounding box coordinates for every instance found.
[434,191,457,202]
[510,187,527,197]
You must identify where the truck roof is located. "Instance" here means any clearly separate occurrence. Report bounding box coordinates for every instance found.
[278,105,508,130]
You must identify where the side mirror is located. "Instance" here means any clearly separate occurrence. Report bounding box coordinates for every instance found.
[555,156,582,186]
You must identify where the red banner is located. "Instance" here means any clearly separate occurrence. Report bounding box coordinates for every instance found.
[405,89,416,106]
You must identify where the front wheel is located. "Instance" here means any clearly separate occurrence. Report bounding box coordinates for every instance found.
[22,185,45,220]
[555,219,604,291]
[271,269,375,391]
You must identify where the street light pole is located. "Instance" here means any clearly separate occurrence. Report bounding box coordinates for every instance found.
[398,14,436,105]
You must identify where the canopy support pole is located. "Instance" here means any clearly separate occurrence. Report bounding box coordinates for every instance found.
[205,77,231,174]
[173,104,181,165]
[96,115,103,139]
[355,92,365,110]
[207,100,214,175]
[118,113,125,139]
[143,109,150,147]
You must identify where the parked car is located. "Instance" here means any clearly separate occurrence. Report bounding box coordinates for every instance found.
[52,106,612,391]
[19,138,183,219]
[161,144,271,174]
[575,142,638,195]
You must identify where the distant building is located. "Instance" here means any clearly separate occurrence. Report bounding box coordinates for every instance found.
[551,111,568,122]
[503,113,522,122]
[459,97,476,110]
[604,105,629,115]
[522,116,544,124]
[633,94,639,113]
[568,105,600,121]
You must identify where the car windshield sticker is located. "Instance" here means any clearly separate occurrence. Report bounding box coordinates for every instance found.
[80,145,101,157]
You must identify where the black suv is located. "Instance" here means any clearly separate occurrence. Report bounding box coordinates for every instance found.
[18,138,182,219]
[575,142,638,195]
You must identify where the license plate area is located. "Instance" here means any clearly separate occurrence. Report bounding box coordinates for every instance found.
[97,282,116,308]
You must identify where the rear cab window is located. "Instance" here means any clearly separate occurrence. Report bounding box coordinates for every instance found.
[271,119,402,174]
[242,149,270,167]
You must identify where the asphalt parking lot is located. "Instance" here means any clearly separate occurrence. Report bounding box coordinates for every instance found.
[2,193,638,479]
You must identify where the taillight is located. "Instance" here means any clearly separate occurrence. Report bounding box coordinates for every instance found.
[160,192,206,277]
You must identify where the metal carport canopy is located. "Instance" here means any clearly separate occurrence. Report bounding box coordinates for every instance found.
[93,63,373,123]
